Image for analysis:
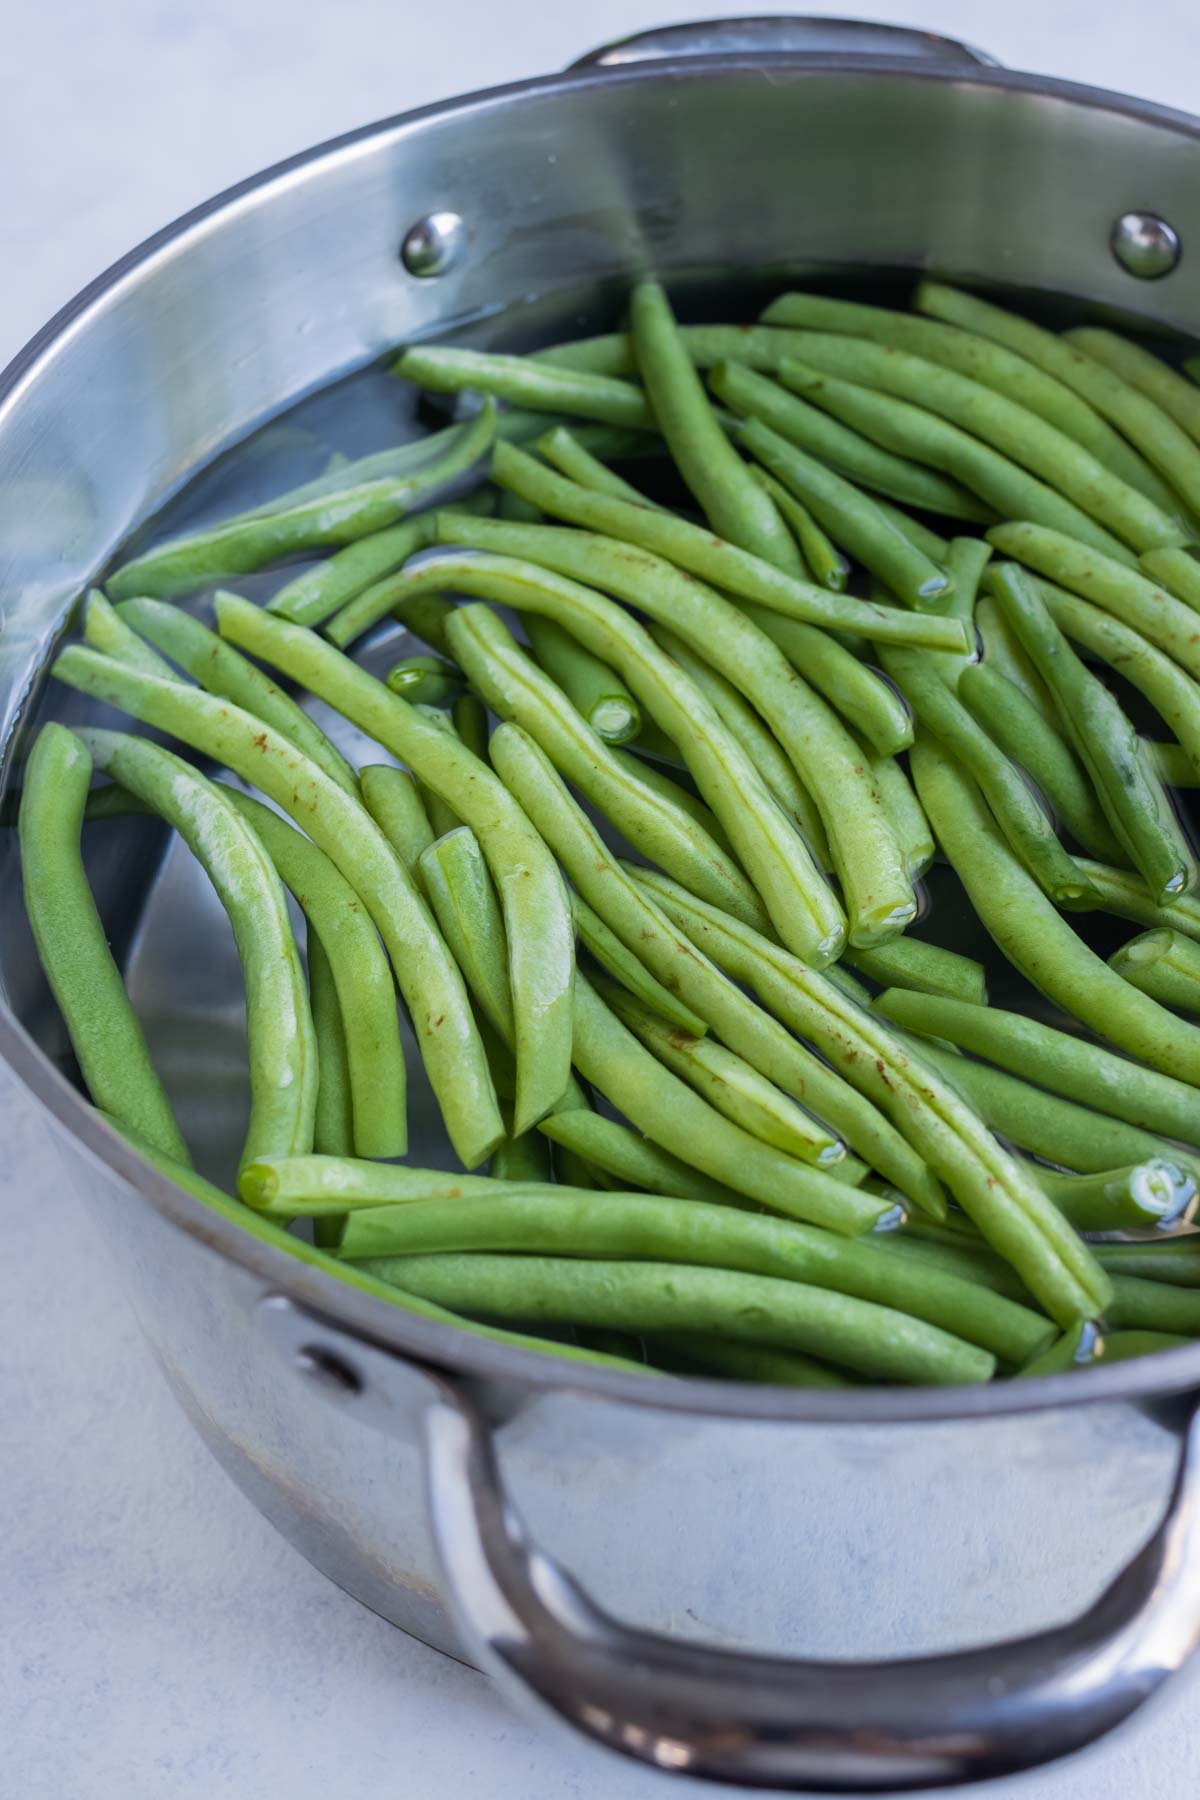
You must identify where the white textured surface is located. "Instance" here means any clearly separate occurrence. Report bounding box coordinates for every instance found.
[4,5,1200,1796]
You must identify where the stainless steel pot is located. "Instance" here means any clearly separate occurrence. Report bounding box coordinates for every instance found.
[5,17,1200,1793]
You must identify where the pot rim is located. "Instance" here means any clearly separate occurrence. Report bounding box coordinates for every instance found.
[5,48,1200,1425]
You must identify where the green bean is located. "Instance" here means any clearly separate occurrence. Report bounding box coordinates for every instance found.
[975,594,1056,721]
[993,564,1194,900]
[1074,860,1200,943]
[654,1336,855,1385]
[1108,1276,1200,1336]
[776,333,1186,553]
[78,729,317,1167]
[241,1157,594,1224]
[571,893,707,1035]
[710,360,990,520]
[741,602,913,757]
[1095,1331,1193,1363]
[536,1110,744,1208]
[487,441,972,650]
[1110,929,1200,1014]
[1139,547,1200,613]
[761,292,1180,508]
[646,623,831,865]
[777,359,1135,564]
[452,692,489,761]
[374,1249,993,1384]
[1148,741,1200,787]
[524,614,641,744]
[908,1031,1200,1184]
[876,1229,1034,1302]
[535,324,835,377]
[496,488,544,523]
[988,523,1200,682]
[108,403,498,600]
[595,975,840,1166]
[443,601,768,928]
[1033,1159,1196,1234]
[415,826,517,1040]
[868,753,933,878]
[634,865,1111,1325]
[18,725,190,1162]
[749,467,850,590]
[608,748,734,853]
[307,934,353,1164]
[537,425,664,507]
[916,536,991,692]
[732,413,952,608]
[488,717,940,1210]
[116,595,360,796]
[83,591,175,676]
[912,733,1200,1087]
[1018,1322,1101,1378]
[215,788,407,1159]
[847,939,986,1005]
[1093,1240,1200,1287]
[391,344,654,429]
[915,283,1200,520]
[213,594,573,1136]
[433,524,910,948]
[319,522,448,648]
[490,1112,554,1184]
[957,661,1122,860]
[1064,328,1200,448]
[422,548,843,960]
[872,984,1200,1145]
[880,646,1093,904]
[358,765,434,875]
[52,644,501,1167]
[385,654,463,707]
[629,281,801,573]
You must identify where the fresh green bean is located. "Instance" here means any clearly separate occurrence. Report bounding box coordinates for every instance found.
[777,359,1135,564]
[629,280,802,573]
[432,523,911,948]
[1064,328,1200,447]
[452,692,488,761]
[917,536,992,691]
[872,984,1200,1145]
[1033,1158,1196,1234]
[307,934,353,1163]
[320,524,448,648]
[1139,547,1200,613]
[537,425,664,506]
[957,661,1122,860]
[117,595,360,795]
[108,403,498,600]
[489,717,942,1211]
[988,523,1200,681]
[487,441,972,650]
[595,975,840,1166]
[646,624,831,865]
[761,292,1180,508]
[52,645,501,1167]
[1148,741,1200,787]
[1108,1276,1200,1336]
[1093,1240,1200,1288]
[1018,1322,1101,1378]
[911,733,1200,1086]
[749,467,850,590]
[1073,861,1200,942]
[1110,929,1200,1014]
[732,414,952,607]
[443,601,769,928]
[18,724,190,1162]
[77,729,317,1167]
[421,548,845,960]
[490,1112,554,1184]
[1094,1331,1193,1363]
[391,344,654,429]
[775,333,1185,552]
[847,939,987,1005]
[741,601,913,757]
[83,591,175,676]
[213,594,573,1136]
[240,1155,527,1217]
[633,865,1111,1326]
[536,1110,745,1208]
[654,1336,855,1386]
[608,749,734,853]
[385,654,463,707]
[358,765,434,875]
[571,893,708,1035]
[373,1249,994,1385]
[710,360,990,520]
[915,283,1200,520]
[868,753,933,879]
[415,826,517,1042]
[524,614,641,744]
[880,645,1093,904]
[975,594,1057,722]
[216,788,407,1159]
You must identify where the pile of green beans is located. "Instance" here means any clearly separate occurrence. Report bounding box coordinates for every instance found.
[21,274,1200,1390]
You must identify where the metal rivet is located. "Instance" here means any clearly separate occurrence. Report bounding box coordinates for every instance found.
[400,211,466,278]
[1111,211,1181,280]
[294,1344,363,1397]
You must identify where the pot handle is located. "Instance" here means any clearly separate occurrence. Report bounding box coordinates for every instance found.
[424,1387,1200,1791]
[569,17,998,72]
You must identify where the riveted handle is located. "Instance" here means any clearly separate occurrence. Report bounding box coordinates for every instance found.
[569,16,998,72]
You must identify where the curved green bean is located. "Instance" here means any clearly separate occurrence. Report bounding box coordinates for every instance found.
[1110,928,1200,1014]
[608,748,734,853]
[524,614,640,744]
[537,425,663,506]
[630,280,801,572]
[83,591,175,676]
[846,939,986,1005]
[77,729,317,1167]
[749,467,850,590]
[374,1249,993,1385]
[52,644,501,1167]
[738,602,913,757]
[1033,1159,1196,1234]
[213,593,573,1136]
[536,1109,744,1208]
[391,344,654,429]
[1075,861,1200,942]
[117,595,359,795]
[1065,329,1200,447]
[488,440,972,651]
[1140,547,1200,613]
[18,724,190,1162]
[571,893,707,1035]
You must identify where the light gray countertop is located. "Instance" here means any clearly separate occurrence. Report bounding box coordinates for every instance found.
[4,4,1200,1796]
